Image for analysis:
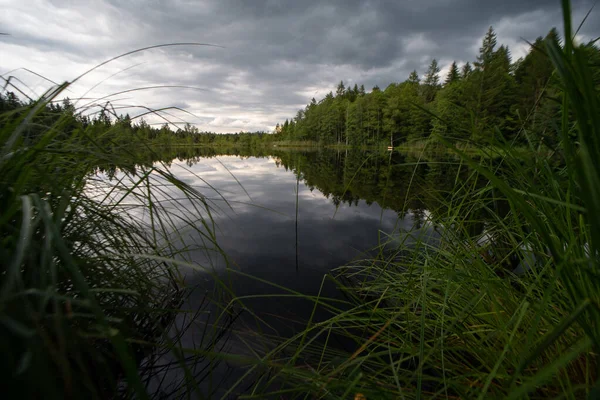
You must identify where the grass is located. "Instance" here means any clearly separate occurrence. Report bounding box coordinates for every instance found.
[1,1,599,398]
[213,2,600,398]
[0,61,238,397]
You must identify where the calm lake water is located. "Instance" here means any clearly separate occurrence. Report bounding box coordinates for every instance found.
[114,147,468,397]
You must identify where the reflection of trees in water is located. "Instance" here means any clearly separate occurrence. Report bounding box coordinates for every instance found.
[96,146,503,239]
[273,149,513,244]
[93,146,273,179]
[272,149,463,216]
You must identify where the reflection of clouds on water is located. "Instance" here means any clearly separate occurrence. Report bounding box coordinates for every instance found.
[87,155,410,282]
[127,153,419,396]
[221,162,250,170]
[188,163,219,173]
[166,156,407,280]
[90,153,412,321]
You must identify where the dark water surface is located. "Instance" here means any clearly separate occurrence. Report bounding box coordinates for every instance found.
[137,148,462,397]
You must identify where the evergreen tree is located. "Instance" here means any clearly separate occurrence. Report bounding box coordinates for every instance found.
[471,42,517,142]
[365,87,385,143]
[423,59,441,102]
[0,91,21,111]
[408,70,420,84]
[475,26,498,70]
[336,81,346,98]
[513,30,563,145]
[461,62,473,79]
[294,109,305,140]
[431,79,471,140]
[445,61,461,85]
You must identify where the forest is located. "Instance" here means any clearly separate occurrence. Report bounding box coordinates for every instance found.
[0,91,274,150]
[277,27,600,148]
[3,26,598,152]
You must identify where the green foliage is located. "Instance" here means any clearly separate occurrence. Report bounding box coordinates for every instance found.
[461,62,473,79]
[277,24,599,151]
[2,2,600,398]
[475,26,498,70]
[235,2,600,398]
[0,85,231,398]
[422,59,441,103]
[445,61,461,85]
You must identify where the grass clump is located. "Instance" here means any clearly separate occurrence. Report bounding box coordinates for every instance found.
[232,2,600,398]
[0,69,230,397]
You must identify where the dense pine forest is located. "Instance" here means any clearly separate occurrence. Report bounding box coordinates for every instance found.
[277,27,600,148]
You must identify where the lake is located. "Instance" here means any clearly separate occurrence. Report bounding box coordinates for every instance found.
[108,147,471,397]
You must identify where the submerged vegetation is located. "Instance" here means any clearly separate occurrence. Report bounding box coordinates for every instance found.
[1,0,600,398]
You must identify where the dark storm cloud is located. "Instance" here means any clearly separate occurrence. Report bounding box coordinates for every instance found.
[1,0,598,132]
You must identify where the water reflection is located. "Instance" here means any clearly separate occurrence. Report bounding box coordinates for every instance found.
[166,154,408,276]
[98,147,475,397]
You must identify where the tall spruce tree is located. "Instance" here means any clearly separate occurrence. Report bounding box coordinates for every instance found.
[461,62,473,79]
[471,39,517,142]
[475,26,497,70]
[408,70,420,84]
[336,81,346,97]
[445,61,461,85]
[423,59,441,102]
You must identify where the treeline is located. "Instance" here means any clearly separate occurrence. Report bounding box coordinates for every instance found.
[3,25,598,152]
[277,27,600,147]
[0,92,277,150]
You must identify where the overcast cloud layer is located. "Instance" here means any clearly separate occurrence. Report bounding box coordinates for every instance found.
[1,0,598,132]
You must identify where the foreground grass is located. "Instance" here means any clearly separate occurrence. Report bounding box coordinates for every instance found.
[0,72,236,397]
[225,2,600,398]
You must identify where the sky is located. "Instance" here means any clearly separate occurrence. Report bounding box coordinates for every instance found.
[1,0,599,133]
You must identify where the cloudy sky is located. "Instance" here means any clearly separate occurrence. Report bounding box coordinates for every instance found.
[1,0,598,132]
